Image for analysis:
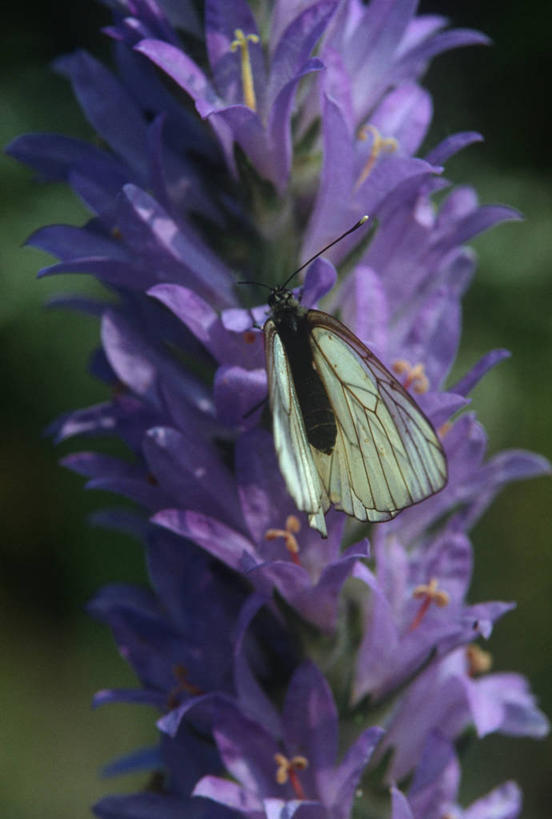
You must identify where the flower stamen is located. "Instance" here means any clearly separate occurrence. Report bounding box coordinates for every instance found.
[355,124,398,189]
[466,643,493,676]
[266,515,302,566]
[438,420,452,438]
[230,28,260,112]
[167,664,203,708]
[409,577,450,631]
[392,359,430,394]
[274,752,308,799]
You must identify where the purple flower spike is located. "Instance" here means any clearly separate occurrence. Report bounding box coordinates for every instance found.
[14,0,548,815]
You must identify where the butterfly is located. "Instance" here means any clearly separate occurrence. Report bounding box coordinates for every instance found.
[261,218,448,538]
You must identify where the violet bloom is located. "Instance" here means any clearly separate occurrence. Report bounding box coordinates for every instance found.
[8,0,549,817]
[390,735,522,819]
[191,662,383,819]
[136,0,338,191]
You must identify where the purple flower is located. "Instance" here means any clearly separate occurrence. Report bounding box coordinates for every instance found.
[152,427,368,632]
[9,0,550,816]
[93,730,233,818]
[379,646,548,783]
[136,0,338,191]
[319,1,489,129]
[391,735,522,819]
[192,662,383,818]
[89,530,251,711]
[351,528,514,704]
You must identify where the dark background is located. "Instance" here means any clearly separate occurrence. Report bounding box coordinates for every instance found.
[1,1,551,816]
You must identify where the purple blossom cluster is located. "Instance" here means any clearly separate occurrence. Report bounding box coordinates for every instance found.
[9,1,550,817]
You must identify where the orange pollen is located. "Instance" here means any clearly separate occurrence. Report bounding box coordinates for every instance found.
[355,124,399,189]
[437,420,452,438]
[466,643,493,676]
[274,753,308,799]
[243,330,257,344]
[167,664,203,707]
[111,226,122,239]
[392,359,429,394]
[409,577,450,631]
[265,515,302,565]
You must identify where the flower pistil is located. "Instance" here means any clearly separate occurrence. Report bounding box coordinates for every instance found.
[409,577,450,631]
[230,28,260,112]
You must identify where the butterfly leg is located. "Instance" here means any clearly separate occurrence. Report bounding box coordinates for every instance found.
[243,394,268,419]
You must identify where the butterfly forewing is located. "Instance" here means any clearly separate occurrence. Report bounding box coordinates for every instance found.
[307,311,447,521]
[265,319,329,536]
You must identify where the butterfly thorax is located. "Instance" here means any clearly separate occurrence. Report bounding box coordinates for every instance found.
[269,288,337,455]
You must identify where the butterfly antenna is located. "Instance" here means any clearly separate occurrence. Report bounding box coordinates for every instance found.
[237,280,273,290]
[281,214,370,289]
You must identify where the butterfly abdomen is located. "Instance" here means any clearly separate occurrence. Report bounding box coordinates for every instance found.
[273,305,337,455]
[301,401,336,454]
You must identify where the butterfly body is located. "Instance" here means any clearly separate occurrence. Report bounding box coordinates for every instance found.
[268,288,337,455]
[264,286,448,538]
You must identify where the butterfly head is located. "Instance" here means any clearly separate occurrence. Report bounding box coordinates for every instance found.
[268,286,300,312]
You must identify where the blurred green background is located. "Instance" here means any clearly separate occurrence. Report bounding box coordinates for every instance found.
[1,1,551,816]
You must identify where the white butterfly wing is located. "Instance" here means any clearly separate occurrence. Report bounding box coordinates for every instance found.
[265,320,329,537]
[307,311,447,523]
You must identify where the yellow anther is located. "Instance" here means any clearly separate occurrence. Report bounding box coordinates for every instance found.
[285,514,301,533]
[355,124,399,189]
[392,359,409,375]
[274,753,308,799]
[230,28,260,111]
[466,644,493,677]
[392,359,429,394]
[266,515,301,560]
[413,577,450,607]
[409,577,450,631]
